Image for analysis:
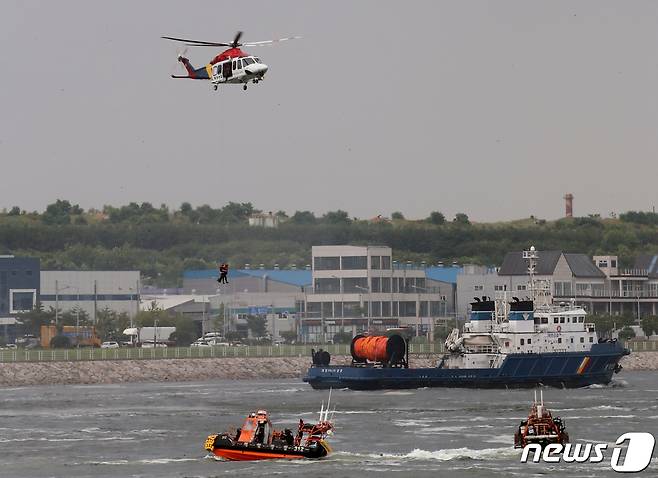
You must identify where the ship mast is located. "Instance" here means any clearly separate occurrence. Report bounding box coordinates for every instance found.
[522,246,538,299]
[523,245,551,307]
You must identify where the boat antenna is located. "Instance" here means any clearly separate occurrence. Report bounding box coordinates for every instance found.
[324,388,333,421]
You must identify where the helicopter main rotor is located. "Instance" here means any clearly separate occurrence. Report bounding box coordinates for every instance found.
[161,31,301,48]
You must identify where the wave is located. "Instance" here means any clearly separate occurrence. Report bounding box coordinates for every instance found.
[88,457,198,466]
[337,446,519,462]
[586,379,628,389]
[416,424,496,435]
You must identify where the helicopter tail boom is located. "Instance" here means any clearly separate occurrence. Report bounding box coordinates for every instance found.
[173,56,210,80]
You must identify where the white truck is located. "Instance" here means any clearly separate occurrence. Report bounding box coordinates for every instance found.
[122,327,176,347]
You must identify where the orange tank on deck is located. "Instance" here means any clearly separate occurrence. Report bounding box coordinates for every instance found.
[352,336,390,362]
[350,334,408,367]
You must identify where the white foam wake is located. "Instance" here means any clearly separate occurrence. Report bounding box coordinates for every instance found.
[337,446,519,462]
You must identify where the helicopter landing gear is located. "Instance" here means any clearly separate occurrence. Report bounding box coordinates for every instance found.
[213,84,218,91]
[252,79,259,85]
[243,84,248,91]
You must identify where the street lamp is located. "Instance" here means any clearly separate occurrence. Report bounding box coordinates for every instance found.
[56,283,80,346]
[410,284,427,338]
[55,281,74,327]
[354,285,371,332]
[118,281,140,328]
[331,275,344,333]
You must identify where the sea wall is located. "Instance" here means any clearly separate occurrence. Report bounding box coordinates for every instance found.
[0,353,653,387]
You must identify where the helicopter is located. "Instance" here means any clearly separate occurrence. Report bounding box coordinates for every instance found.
[161,31,300,91]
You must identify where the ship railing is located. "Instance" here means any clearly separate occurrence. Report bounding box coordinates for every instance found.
[464,345,500,354]
[558,290,658,298]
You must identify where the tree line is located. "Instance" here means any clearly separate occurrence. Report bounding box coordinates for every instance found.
[2,200,658,287]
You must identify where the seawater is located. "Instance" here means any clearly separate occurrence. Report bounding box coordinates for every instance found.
[0,372,657,477]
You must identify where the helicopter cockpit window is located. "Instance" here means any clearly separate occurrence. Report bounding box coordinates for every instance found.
[255,57,261,63]
[243,57,254,65]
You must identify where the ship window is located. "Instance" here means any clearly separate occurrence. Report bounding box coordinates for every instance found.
[566,317,570,323]
[580,337,584,343]
[554,318,559,324]
[520,339,525,345]
[611,259,617,268]
[560,317,565,323]
[505,341,510,347]
[527,338,531,344]
[570,337,574,343]
[580,317,585,323]
[589,336,593,342]
[558,338,562,344]
[541,318,548,324]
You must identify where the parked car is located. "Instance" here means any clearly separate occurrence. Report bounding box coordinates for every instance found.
[191,340,210,348]
[203,332,224,340]
[206,337,230,346]
[141,341,168,348]
[101,341,120,349]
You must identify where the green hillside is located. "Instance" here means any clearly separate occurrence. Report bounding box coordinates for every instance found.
[2,201,657,287]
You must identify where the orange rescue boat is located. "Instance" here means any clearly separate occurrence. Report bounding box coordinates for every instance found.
[205,401,334,461]
[514,390,569,449]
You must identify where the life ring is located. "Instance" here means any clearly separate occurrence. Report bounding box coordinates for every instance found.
[556,325,562,332]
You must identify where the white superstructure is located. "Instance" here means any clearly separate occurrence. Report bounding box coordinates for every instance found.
[443,247,600,369]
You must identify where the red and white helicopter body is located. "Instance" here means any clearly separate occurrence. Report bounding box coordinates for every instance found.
[162,31,299,91]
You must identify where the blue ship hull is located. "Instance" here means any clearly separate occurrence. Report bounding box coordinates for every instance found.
[303,342,629,390]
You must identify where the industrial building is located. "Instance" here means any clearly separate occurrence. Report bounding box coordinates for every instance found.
[0,255,40,316]
[182,267,310,339]
[303,245,457,342]
[40,270,141,321]
[184,247,459,343]
[0,255,40,343]
[183,268,311,295]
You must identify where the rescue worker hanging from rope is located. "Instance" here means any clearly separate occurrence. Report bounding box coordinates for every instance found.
[217,262,229,284]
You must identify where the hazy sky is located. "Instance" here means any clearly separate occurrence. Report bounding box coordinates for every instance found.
[2,1,658,221]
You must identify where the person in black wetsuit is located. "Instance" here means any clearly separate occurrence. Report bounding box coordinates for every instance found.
[217,263,229,284]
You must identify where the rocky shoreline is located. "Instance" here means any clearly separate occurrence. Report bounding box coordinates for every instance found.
[0,353,654,387]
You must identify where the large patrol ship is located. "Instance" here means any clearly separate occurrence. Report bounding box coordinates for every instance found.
[304,247,629,390]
